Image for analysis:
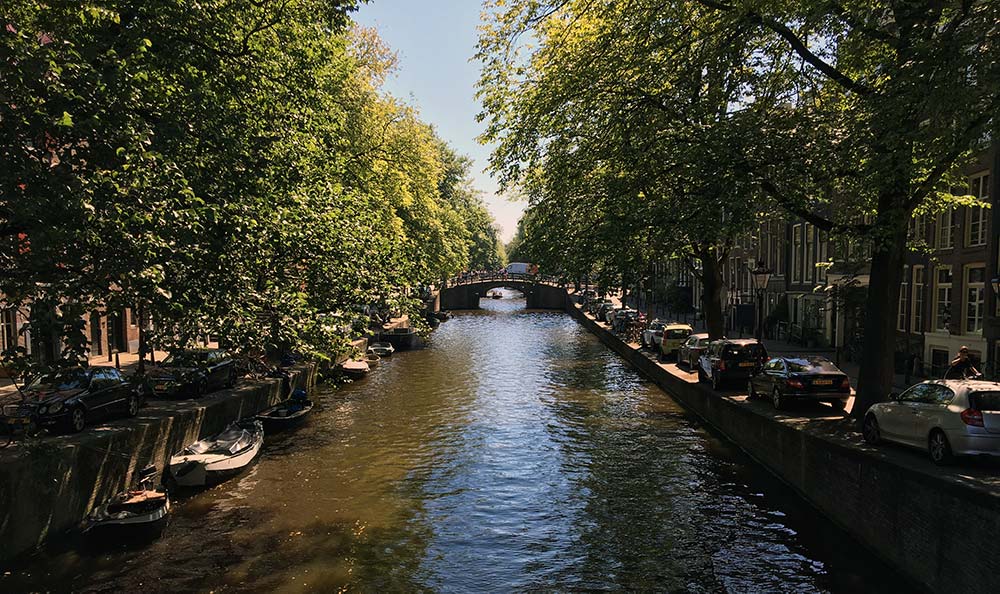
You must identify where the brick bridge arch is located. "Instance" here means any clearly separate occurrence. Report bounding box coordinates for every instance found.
[439,278,567,310]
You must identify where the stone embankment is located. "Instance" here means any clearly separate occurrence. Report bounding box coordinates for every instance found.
[567,293,1000,594]
[0,364,316,564]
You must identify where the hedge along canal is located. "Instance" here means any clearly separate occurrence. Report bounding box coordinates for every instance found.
[0,364,316,564]
[566,294,1000,594]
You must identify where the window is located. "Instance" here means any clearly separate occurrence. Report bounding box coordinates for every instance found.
[792,225,802,283]
[934,266,952,332]
[912,266,925,332]
[898,265,909,331]
[967,173,990,247]
[817,231,828,283]
[0,309,16,352]
[936,210,955,249]
[806,225,815,283]
[965,265,985,335]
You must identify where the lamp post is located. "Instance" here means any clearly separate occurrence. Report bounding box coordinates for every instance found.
[750,260,773,341]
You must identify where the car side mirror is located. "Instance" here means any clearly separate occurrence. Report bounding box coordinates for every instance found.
[888,392,899,401]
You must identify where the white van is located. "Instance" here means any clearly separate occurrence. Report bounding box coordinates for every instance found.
[505,262,531,275]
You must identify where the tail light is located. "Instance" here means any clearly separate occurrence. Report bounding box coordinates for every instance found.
[961,408,984,427]
[840,377,851,391]
[719,360,727,371]
[786,378,805,390]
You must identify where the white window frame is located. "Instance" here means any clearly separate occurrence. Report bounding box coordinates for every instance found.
[898,265,909,331]
[792,224,802,283]
[936,210,955,250]
[933,265,953,332]
[806,225,815,283]
[964,263,986,335]
[912,266,925,333]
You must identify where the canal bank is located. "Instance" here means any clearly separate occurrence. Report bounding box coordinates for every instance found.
[566,294,1000,594]
[0,364,316,565]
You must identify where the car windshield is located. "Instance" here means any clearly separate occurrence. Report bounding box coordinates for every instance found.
[722,344,765,359]
[30,369,91,391]
[973,391,1000,411]
[666,329,690,339]
[649,322,665,330]
[163,351,210,367]
[785,358,840,373]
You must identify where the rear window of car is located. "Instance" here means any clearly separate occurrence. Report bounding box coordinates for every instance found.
[785,358,840,373]
[666,329,690,339]
[972,391,1000,411]
[722,344,765,359]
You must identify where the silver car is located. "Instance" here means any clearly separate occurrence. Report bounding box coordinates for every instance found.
[863,379,1000,465]
[641,320,666,350]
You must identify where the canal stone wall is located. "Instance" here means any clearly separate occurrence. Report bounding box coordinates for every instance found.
[567,296,1000,594]
[440,281,567,310]
[0,364,316,565]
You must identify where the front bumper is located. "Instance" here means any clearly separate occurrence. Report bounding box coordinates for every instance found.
[150,381,195,398]
[784,390,850,401]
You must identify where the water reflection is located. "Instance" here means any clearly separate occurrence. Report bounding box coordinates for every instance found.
[5,295,903,592]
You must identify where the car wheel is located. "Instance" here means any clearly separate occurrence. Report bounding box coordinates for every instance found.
[862,414,881,445]
[697,366,706,382]
[928,430,954,465]
[126,394,140,418]
[68,407,86,433]
[226,370,237,389]
[197,378,209,398]
[657,350,664,362]
[771,388,786,411]
[711,371,721,391]
[831,398,847,410]
[747,380,756,400]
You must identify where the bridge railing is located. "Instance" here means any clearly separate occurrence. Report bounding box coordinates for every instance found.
[442,272,564,288]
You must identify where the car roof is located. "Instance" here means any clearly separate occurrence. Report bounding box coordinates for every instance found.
[921,379,1000,391]
[664,323,692,329]
[720,338,761,345]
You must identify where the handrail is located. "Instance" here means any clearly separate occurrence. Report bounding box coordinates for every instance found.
[442,272,564,288]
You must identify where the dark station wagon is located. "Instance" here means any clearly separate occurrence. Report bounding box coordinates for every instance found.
[698,339,769,390]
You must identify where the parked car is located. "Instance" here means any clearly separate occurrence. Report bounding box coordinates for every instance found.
[641,320,666,349]
[863,379,1000,465]
[749,356,851,410]
[594,302,615,321]
[678,333,711,369]
[698,339,769,390]
[149,348,236,399]
[587,298,611,314]
[658,323,693,361]
[2,367,142,433]
[601,305,621,324]
[611,308,638,332]
[578,289,597,305]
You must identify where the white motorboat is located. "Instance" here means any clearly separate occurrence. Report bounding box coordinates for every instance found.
[85,466,170,535]
[168,419,263,487]
[368,342,394,357]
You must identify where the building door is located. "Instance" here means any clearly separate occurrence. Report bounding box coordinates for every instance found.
[90,312,103,356]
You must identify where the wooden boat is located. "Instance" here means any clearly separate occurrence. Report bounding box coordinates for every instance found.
[339,359,370,380]
[256,389,313,432]
[364,353,381,369]
[488,290,503,299]
[85,466,169,536]
[168,419,264,487]
[368,342,394,357]
[383,327,419,350]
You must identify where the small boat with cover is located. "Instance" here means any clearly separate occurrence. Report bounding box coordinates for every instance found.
[85,465,170,536]
[168,418,263,487]
[339,359,370,380]
[368,342,394,357]
[256,389,313,432]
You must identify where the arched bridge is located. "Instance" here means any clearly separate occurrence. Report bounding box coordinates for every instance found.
[439,273,568,310]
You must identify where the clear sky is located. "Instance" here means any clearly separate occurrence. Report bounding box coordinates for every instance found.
[353,1,524,242]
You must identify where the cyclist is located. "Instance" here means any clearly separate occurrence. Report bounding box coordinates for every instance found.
[944,346,981,380]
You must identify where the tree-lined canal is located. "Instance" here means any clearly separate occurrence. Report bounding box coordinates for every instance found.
[8,295,902,592]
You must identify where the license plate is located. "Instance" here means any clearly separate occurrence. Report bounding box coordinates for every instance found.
[155,384,167,390]
[739,362,754,367]
[813,379,833,385]
[5,417,30,425]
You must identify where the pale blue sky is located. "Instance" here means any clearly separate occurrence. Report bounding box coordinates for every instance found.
[354,1,524,242]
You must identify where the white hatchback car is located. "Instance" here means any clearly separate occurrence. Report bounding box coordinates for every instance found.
[863,379,1000,465]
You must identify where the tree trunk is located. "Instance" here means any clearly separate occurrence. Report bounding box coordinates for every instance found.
[853,212,908,421]
[699,249,726,339]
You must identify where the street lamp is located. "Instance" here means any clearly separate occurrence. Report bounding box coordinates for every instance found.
[749,260,773,340]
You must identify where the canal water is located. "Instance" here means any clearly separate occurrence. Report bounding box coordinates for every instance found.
[6,292,904,593]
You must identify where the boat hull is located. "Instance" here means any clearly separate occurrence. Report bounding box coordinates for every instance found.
[169,433,263,487]
[256,400,313,433]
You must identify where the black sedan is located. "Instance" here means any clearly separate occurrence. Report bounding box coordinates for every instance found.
[748,356,851,410]
[149,349,236,398]
[2,367,142,433]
